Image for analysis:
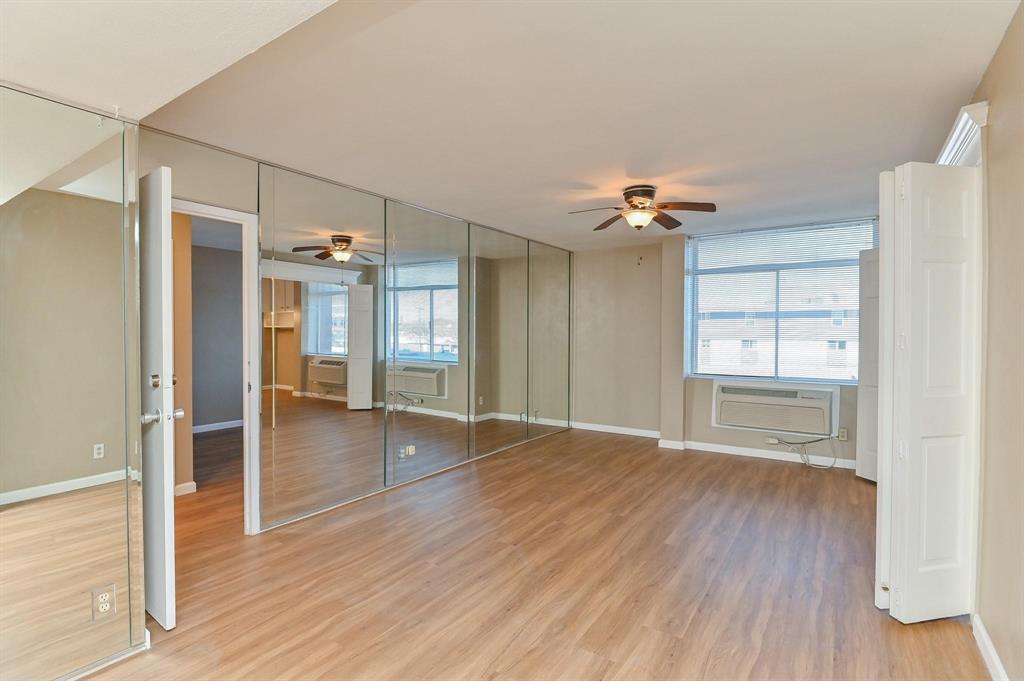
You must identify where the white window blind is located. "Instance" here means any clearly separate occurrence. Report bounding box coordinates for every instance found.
[302,282,348,356]
[688,219,877,382]
[388,260,459,363]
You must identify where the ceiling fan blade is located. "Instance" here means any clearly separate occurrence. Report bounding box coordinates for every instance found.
[655,201,717,213]
[315,251,333,260]
[568,206,623,214]
[353,251,375,263]
[355,248,384,256]
[653,211,682,230]
[593,214,623,231]
[292,245,328,252]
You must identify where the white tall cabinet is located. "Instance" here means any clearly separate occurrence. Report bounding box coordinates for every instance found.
[875,161,982,623]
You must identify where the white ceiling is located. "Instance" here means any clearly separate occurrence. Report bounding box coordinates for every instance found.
[142,0,1018,251]
[0,0,334,121]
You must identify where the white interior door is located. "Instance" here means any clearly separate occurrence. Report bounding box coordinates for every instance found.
[889,161,980,623]
[140,167,177,630]
[347,284,373,410]
[856,247,880,482]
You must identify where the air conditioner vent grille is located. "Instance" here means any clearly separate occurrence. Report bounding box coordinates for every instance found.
[720,386,799,399]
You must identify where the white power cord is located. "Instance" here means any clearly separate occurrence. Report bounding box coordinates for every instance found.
[769,435,840,469]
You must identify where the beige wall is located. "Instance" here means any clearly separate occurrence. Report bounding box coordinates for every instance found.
[973,6,1024,678]
[191,245,243,426]
[0,189,126,492]
[140,129,258,213]
[171,213,194,487]
[572,239,859,461]
[572,244,663,432]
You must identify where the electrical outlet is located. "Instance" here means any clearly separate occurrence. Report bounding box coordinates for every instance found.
[406,445,416,457]
[478,396,484,406]
[92,443,105,459]
[92,585,116,620]
[838,428,848,442]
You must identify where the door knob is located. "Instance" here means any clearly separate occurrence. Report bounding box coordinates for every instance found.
[141,410,161,425]
[172,408,185,420]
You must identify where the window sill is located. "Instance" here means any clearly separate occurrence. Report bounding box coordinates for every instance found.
[686,373,857,387]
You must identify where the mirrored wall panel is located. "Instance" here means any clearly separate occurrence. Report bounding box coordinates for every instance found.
[469,225,529,456]
[385,201,470,484]
[0,87,139,679]
[528,242,572,438]
[259,165,386,526]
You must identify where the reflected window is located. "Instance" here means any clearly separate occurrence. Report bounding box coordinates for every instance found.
[389,261,459,363]
[303,282,348,355]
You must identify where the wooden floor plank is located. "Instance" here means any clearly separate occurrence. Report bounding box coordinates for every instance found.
[87,428,986,681]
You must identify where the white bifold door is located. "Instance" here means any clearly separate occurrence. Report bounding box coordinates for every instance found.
[877,162,981,623]
[139,167,179,630]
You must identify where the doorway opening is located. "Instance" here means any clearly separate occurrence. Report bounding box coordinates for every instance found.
[170,199,261,539]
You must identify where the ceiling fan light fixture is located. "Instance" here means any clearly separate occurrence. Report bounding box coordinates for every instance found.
[331,250,352,262]
[623,208,657,230]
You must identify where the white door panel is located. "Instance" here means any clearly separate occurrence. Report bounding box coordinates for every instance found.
[346,284,373,410]
[890,162,979,623]
[140,167,177,630]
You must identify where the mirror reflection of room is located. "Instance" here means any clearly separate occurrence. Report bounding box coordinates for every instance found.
[260,166,386,525]
[384,202,470,486]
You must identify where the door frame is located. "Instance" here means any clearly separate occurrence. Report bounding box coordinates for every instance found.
[170,199,262,535]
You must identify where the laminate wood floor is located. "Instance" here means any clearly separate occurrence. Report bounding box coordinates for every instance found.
[0,482,132,681]
[260,390,561,523]
[96,429,986,681]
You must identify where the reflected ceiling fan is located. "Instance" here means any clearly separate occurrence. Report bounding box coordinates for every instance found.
[292,235,382,263]
[569,184,716,231]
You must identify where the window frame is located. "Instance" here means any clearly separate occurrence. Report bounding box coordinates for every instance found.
[390,279,459,365]
[686,219,877,385]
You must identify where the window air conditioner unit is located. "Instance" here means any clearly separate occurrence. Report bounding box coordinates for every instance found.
[388,364,447,398]
[712,380,839,437]
[308,357,347,386]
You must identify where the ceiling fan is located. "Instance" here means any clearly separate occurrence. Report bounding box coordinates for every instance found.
[569,184,716,231]
[291,235,382,263]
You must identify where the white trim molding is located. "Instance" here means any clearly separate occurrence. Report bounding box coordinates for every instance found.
[0,470,126,506]
[294,391,347,403]
[571,421,660,439]
[174,482,197,496]
[261,258,361,285]
[675,440,856,469]
[972,614,1010,681]
[262,384,294,391]
[937,101,988,167]
[192,419,244,434]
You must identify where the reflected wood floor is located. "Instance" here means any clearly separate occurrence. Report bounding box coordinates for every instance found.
[261,389,560,523]
[97,429,986,681]
[0,482,131,680]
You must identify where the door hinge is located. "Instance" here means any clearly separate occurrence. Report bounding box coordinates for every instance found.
[899,182,906,200]
[897,333,907,350]
[893,588,902,606]
[247,382,252,394]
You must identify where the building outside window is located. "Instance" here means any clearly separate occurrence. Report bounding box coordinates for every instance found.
[687,219,877,382]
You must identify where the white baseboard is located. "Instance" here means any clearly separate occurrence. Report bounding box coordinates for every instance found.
[0,469,126,506]
[973,614,1010,681]
[658,439,686,450]
[293,391,346,403]
[571,421,660,439]
[262,384,294,391]
[386,404,468,422]
[373,401,385,408]
[680,440,856,469]
[174,481,197,496]
[192,419,243,434]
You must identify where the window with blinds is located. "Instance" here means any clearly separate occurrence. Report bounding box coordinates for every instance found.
[388,260,460,363]
[303,281,348,356]
[687,219,877,383]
